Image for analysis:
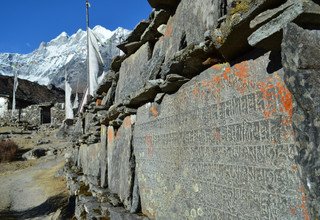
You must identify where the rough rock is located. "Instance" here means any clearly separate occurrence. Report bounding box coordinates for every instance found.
[110,55,126,72]
[281,23,320,219]
[118,21,150,55]
[22,148,47,160]
[115,42,152,104]
[147,0,180,10]
[130,171,141,214]
[78,144,101,179]
[141,9,171,43]
[160,74,190,94]
[101,203,148,220]
[209,0,283,59]
[108,116,136,211]
[133,51,307,219]
[123,82,161,108]
[100,124,108,188]
[101,80,117,108]
[95,70,116,96]
[248,0,320,48]
[160,42,221,79]
[161,0,221,62]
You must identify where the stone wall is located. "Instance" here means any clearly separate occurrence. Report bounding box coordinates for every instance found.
[0,103,64,127]
[0,97,9,117]
[65,0,320,219]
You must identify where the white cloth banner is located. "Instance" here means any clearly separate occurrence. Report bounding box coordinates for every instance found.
[12,70,19,116]
[88,28,104,96]
[65,77,74,119]
[73,92,79,110]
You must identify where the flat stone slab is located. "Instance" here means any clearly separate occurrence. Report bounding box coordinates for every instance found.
[108,115,136,210]
[115,43,151,104]
[78,144,101,178]
[133,51,309,219]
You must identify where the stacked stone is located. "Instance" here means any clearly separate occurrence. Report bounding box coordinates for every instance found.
[65,0,320,219]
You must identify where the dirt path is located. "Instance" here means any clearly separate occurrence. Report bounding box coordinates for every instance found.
[0,126,74,219]
[0,158,66,210]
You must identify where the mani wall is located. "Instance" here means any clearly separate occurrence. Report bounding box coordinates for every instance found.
[65,0,320,219]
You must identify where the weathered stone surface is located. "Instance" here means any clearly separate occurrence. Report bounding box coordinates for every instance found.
[102,205,149,220]
[249,0,295,29]
[147,0,180,10]
[118,21,150,55]
[84,112,96,134]
[110,55,126,72]
[123,82,161,108]
[108,116,136,210]
[160,74,189,94]
[141,9,171,43]
[95,70,116,96]
[130,170,141,214]
[78,144,101,179]
[209,0,282,59]
[133,51,308,219]
[160,42,221,79]
[248,0,320,48]
[22,148,47,160]
[101,81,117,109]
[100,124,108,188]
[162,0,221,62]
[115,43,152,104]
[282,23,320,219]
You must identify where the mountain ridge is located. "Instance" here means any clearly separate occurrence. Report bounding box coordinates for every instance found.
[0,25,130,92]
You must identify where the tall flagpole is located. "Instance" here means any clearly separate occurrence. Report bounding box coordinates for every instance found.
[86,0,91,97]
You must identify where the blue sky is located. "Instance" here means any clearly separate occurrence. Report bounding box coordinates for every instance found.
[0,0,152,54]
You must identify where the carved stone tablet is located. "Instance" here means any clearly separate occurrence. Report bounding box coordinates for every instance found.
[115,43,151,104]
[133,51,309,219]
[108,115,136,210]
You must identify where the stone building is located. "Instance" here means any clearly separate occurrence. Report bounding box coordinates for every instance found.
[0,75,65,125]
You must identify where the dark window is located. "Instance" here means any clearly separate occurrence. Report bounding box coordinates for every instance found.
[40,107,51,124]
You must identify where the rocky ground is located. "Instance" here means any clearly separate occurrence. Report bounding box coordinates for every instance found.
[0,125,75,219]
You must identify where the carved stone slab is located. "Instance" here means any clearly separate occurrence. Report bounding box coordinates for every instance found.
[133,51,309,219]
[108,115,136,210]
[115,43,151,104]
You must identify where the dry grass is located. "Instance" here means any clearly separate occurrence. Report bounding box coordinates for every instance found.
[33,161,67,196]
[0,140,19,163]
[230,0,251,15]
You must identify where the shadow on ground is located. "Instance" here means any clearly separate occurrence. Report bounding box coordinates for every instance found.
[0,194,75,220]
[15,148,31,161]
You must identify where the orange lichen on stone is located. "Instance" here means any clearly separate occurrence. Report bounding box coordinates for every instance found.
[233,62,249,94]
[212,75,222,84]
[192,85,200,97]
[107,127,114,143]
[222,66,232,81]
[164,19,173,37]
[123,116,132,128]
[276,81,293,118]
[257,80,277,119]
[150,105,159,118]
[299,186,311,220]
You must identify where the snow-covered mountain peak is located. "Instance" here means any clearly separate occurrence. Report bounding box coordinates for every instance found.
[0,25,131,92]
